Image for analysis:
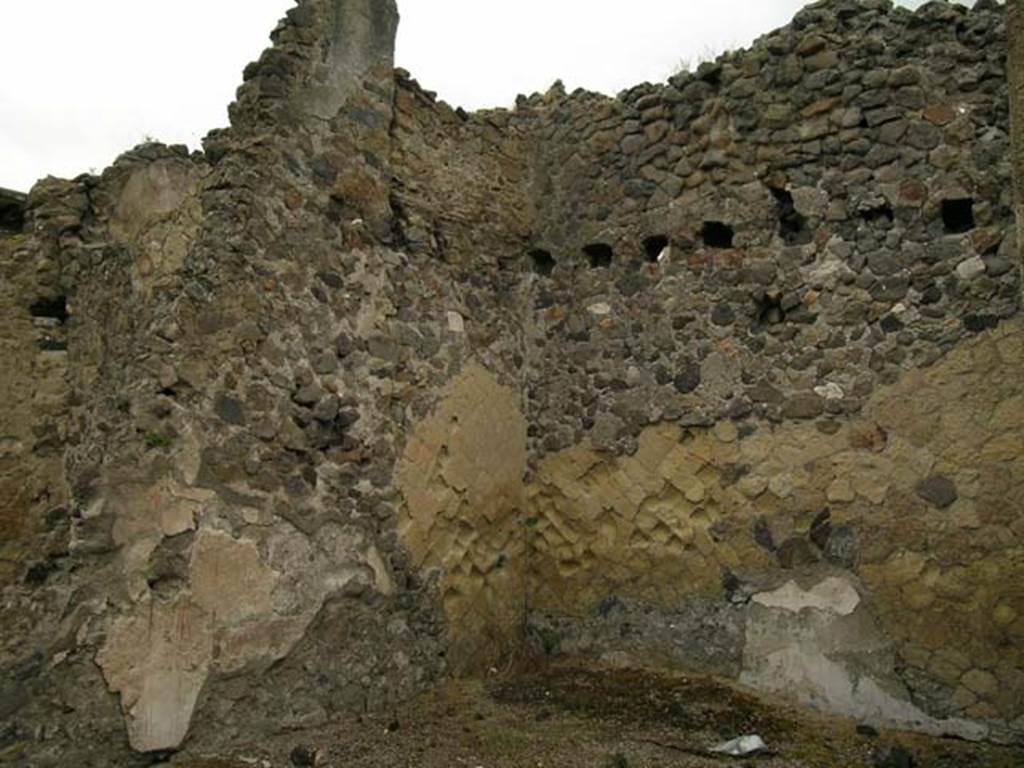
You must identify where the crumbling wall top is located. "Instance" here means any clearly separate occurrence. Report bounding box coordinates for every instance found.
[228,0,399,130]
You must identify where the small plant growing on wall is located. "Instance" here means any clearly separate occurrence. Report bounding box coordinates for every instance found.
[669,43,731,77]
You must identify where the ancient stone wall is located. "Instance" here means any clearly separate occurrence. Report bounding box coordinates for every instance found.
[510,0,1024,743]
[520,0,1016,457]
[0,0,1021,764]
[526,319,1023,739]
[1010,0,1024,298]
[390,71,535,266]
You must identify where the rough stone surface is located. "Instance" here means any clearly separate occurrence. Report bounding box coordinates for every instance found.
[0,0,1021,763]
[396,364,527,672]
[526,319,1024,739]
[915,474,959,509]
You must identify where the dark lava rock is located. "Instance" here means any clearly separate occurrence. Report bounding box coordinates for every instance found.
[290,744,324,767]
[880,315,905,334]
[673,364,702,394]
[23,561,53,586]
[711,303,736,326]
[823,525,858,568]
[870,278,909,302]
[213,395,246,426]
[312,352,339,375]
[293,384,326,407]
[915,475,958,509]
[806,509,859,567]
[335,332,356,357]
[983,255,1014,277]
[873,744,914,768]
[963,314,999,333]
[316,270,344,289]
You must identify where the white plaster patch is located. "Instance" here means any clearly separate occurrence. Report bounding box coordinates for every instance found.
[752,577,861,616]
[97,596,214,753]
[742,576,989,742]
[740,642,987,741]
[190,529,279,625]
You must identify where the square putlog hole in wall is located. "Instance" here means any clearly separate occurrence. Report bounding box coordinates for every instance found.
[941,198,975,234]
[29,295,69,324]
[642,235,669,263]
[583,243,614,268]
[529,248,556,277]
[700,221,734,249]
[860,203,894,227]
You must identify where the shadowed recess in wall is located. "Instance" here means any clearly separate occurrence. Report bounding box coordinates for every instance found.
[860,203,894,227]
[700,221,734,249]
[28,295,69,324]
[529,248,556,276]
[768,187,810,246]
[583,242,614,268]
[642,234,669,262]
[942,197,976,233]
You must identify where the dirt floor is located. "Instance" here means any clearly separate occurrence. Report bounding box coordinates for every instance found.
[168,660,1024,768]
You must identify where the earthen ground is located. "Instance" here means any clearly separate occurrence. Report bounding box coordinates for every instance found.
[169,660,1024,768]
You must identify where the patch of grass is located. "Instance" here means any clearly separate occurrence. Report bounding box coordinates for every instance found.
[478,724,532,757]
[144,432,174,450]
[0,741,27,762]
[670,44,731,77]
[529,625,562,656]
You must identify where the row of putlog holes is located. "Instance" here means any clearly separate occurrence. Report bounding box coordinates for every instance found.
[529,195,976,277]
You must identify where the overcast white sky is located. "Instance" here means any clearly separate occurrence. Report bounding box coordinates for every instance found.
[0,0,945,191]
